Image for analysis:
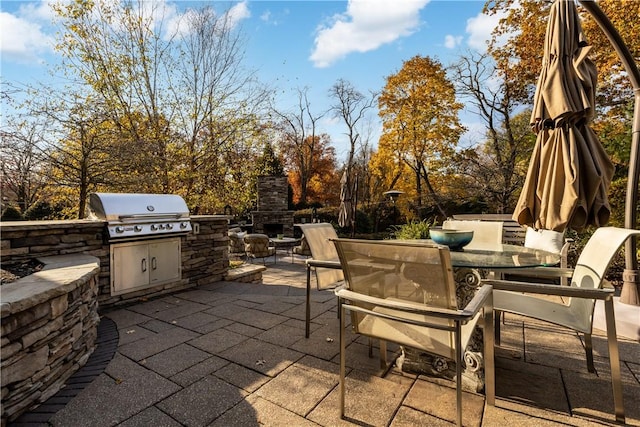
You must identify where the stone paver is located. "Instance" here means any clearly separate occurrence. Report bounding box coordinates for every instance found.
[49,354,180,426]
[21,256,640,427]
[156,375,247,426]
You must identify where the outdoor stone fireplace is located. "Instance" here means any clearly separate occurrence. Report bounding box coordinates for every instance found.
[251,176,294,237]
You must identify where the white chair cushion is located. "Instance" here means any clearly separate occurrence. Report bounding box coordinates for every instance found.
[524,227,564,254]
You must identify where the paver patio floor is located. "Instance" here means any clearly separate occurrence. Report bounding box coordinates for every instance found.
[13,255,640,426]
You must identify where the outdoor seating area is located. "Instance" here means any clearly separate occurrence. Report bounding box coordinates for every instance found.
[17,250,639,427]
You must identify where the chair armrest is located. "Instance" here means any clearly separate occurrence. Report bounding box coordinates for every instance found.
[335,286,492,322]
[461,285,494,317]
[482,278,615,300]
[496,266,574,278]
[306,259,342,269]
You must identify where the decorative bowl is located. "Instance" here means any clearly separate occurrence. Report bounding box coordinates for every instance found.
[429,229,474,251]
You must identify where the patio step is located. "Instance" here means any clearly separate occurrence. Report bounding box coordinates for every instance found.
[225,263,266,283]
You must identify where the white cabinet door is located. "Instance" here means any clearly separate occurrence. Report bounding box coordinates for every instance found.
[149,238,181,285]
[110,237,182,295]
[111,242,149,295]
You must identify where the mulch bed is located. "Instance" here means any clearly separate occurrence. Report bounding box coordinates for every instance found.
[0,260,45,285]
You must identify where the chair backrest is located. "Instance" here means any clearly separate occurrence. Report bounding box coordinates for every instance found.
[299,223,344,289]
[228,229,247,253]
[296,235,312,254]
[332,239,458,343]
[443,219,503,249]
[569,227,640,324]
[244,233,272,257]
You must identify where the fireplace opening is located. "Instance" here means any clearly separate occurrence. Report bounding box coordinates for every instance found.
[263,224,284,237]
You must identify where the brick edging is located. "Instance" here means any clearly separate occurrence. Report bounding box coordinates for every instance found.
[10,317,119,425]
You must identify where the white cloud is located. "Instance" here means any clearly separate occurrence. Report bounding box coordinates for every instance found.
[226,1,250,27]
[310,0,430,68]
[465,7,510,53]
[444,34,462,49]
[0,11,55,64]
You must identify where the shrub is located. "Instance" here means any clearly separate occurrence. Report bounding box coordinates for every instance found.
[1,206,23,221]
[390,219,435,240]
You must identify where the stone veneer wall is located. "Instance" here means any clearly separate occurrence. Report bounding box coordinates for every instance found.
[252,176,294,236]
[0,215,229,308]
[257,176,288,211]
[0,255,100,424]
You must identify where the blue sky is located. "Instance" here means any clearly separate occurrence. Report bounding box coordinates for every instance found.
[1,0,504,161]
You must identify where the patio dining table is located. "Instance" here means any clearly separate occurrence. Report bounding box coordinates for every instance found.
[307,239,561,391]
[397,240,561,390]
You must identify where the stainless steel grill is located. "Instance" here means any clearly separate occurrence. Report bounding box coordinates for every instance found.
[88,193,192,241]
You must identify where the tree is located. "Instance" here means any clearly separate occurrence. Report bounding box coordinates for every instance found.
[450,52,533,212]
[377,55,465,218]
[53,0,176,192]
[43,99,128,218]
[171,6,271,208]
[484,0,638,113]
[285,134,340,207]
[272,87,327,206]
[0,119,48,214]
[51,0,269,214]
[328,79,377,205]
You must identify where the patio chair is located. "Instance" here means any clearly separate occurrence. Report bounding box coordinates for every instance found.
[332,238,495,427]
[443,219,503,249]
[243,233,275,264]
[228,227,247,259]
[502,227,572,286]
[483,226,640,424]
[298,223,344,338]
[293,235,312,257]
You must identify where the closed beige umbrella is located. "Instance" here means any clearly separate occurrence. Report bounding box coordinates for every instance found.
[513,0,614,232]
[338,171,352,229]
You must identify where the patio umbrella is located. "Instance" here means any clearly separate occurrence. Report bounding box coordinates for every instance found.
[338,171,352,229]
[513,0,614,232]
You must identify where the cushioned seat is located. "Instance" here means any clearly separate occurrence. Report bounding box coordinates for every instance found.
[243,234,275,264]
[228,228,246,258]
[293,235,312,257]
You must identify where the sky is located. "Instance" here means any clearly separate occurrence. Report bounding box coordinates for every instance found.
[0,0,505,162]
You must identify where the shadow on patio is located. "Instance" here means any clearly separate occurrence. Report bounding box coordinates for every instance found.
[14,255,640,426]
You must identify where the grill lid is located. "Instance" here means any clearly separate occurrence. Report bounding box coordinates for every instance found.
[89,193,190,221]
[88,193,191,240]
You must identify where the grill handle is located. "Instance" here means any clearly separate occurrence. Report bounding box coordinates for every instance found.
[141,258,147,273]
[118,213,184,221]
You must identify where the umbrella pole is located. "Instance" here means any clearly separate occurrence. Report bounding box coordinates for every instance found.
[579,0,640,305]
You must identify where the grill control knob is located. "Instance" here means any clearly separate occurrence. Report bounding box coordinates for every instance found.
[115,226,125,233]
[159,224,166,230]
[150,224,158,231]
[166,223,174,230]
[180,222,188,229]
[134,225,143,232]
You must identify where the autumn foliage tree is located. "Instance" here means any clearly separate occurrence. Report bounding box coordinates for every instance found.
[483,0,638,222]
[283,134,340,207]
[375,55,465,218]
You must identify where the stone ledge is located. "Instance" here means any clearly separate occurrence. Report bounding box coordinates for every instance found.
[225,264,266,283]
[1,254,100,318]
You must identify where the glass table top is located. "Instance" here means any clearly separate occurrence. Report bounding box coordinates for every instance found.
[398,240,561,269]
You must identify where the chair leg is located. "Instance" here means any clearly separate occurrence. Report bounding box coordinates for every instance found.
[379,340,387,370]
[584,333,595,373]
[339,301,346,419]
[455,321,463,427]
[305,265,311,338]
[494,310,502,346]
[604,297,625,424]
[483,298,495,407]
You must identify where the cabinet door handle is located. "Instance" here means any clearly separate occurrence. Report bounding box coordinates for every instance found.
[151,257,157,270]
[141,258,147,272]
